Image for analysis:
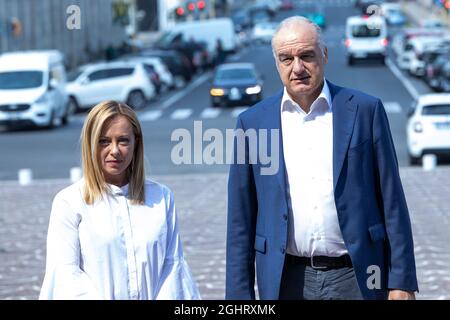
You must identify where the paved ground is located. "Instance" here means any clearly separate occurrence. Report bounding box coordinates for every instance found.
[1,167,450,300]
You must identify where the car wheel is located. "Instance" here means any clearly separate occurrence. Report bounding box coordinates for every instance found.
[127,90,146,110]
[46,110,56,129]
[62,98,77,125]
[174,76,186,89]
[347,56,354,66]
[409,154,420,166]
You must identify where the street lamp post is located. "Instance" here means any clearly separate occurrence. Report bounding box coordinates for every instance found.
[209,0,216,18]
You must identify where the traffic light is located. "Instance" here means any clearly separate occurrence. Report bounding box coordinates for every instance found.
[445,0,450,9]
[187,2,196,12]
[197,1,206,10]
[175,6,185,20]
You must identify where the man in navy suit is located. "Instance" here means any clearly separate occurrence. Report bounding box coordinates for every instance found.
[226,16,418,300]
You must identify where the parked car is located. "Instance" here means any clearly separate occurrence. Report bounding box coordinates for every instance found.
[407,94,450,164]
[302,4,326,29]
[380,3,406,26]
[396,36,450,76]
[210,63,263,107]
[425,51,450,91]
[119,55,174,92]
[419,18,447,29]
[135,49,193,88]
[66,61,155,111]
[391,28,449,57]
[0,50,70,129]
[156,18,237,63]
[252,21,278,44]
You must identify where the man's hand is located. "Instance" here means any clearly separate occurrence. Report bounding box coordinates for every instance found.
[388,290,415,300]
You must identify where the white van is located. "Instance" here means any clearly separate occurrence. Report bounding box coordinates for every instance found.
[158,18,237,61]
[0,50,70,128]
[345,15,388,65]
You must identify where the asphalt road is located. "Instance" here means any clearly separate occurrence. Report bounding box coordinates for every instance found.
[0,0,438,181]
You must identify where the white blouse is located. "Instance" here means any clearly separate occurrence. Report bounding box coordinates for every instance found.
[39,179,201,300]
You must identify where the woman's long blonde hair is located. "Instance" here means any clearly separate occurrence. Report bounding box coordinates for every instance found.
[80,100,145,205]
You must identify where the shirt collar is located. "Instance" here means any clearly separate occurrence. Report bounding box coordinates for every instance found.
[109,183,129,196]
[281,79,332,114]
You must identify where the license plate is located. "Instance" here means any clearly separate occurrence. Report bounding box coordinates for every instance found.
[8,112,21,120]
[435,122,450,130]
[354,52,368,58]
[229,88,241,100]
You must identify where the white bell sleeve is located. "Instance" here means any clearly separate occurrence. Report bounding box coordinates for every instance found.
[39,192,100,299]
[155,190,201,300]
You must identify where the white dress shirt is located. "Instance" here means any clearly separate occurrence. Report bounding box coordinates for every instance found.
[39,179,201,300]
[281,80,348,258]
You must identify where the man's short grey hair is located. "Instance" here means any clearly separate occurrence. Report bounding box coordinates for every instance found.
[271,16,326,58]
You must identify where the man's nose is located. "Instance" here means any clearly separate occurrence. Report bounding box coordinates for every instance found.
[292,57,305,74]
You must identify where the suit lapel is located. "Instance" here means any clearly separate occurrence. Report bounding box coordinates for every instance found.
[329,81,358,189]
[260,90,286,194]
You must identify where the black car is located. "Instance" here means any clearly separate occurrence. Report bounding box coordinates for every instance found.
[131,49,193,88]
[210,63,263,107]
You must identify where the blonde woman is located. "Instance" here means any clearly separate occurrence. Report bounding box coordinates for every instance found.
[39,101,200,300]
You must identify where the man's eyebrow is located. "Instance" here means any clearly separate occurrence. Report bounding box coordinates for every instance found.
[278,49,316,58]
[278,52,291,59]
[301,50,316,55]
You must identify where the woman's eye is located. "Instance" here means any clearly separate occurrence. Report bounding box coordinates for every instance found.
[99,139,109,145]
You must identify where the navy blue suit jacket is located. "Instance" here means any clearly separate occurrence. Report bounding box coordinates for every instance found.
[226,81,418,300]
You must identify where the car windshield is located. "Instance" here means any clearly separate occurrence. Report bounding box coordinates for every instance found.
[67,69,83,82]
[216,68,256,80]
[0,71,43,89]
[351,24,381,37]
[422,105,450,115]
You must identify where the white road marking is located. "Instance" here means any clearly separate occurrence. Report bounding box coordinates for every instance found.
[386,58,420,100]
[140,110,162,121]
[200,108,221,119]
[159,72,211,110]
[383,101,402,113]
[170,108,193,120]
[231,107,249,118]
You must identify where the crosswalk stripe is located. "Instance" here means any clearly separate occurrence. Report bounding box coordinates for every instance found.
[140,110,162,121]
[200,108,221,119]
[170,108,193,120]
[231,107,248,118]
[383,102,402,114]
[70,100,401,124]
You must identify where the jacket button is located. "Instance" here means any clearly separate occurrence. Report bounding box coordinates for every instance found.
[283,214,288,221]
[280,247,285,254]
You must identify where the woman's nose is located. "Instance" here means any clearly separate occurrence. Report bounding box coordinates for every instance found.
[110,143,120,155]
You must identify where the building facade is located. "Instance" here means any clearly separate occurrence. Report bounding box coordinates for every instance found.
[0,0,128,68]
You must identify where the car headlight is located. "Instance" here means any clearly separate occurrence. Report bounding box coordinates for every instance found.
[413,121,423,133]
[210,88,225,96]
[35,93,49,104]
[245,85,261,95]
